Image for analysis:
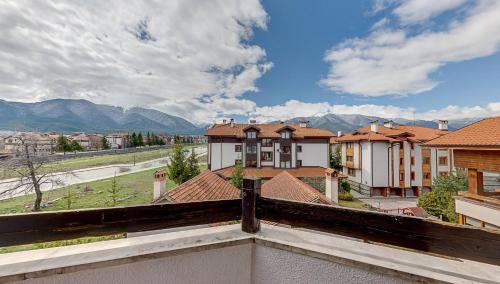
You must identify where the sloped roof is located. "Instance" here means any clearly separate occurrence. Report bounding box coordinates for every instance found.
[423,116,500,147]
[154,170,240,204]
[206,123,335,139]
[262,171,331,204]
[216,166,327,179]
[337,124,447,143]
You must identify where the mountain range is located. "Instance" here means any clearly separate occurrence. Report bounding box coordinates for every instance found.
[0,99,478,134]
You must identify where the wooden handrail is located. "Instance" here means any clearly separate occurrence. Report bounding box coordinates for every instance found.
[0,199,241,247]
[256,196,500,266]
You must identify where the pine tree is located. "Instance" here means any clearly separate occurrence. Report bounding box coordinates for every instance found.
[102,137,111,149]
[167,140,187,184]
[131,132,137,147]
[137,133,144,146]
[146,132,151,146]
[186,149,200,180]
[231,160,244,189]
[108,174,120,207]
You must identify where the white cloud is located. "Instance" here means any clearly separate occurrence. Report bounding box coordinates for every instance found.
[0,0,270,124]
[394,0,467,24]
[321,0,500,97]
[251,100,500,122]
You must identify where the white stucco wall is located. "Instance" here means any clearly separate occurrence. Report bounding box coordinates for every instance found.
[341,143,347,165]
[404,142,411,187]
[274,142,280,167]
[412,144,423,187]
[361,142,371,186]
[291,143,297,168]
[393,143,400,187]
[372,142,389,187]
[353,142,360,169]
[209,142,241,170]
[296,143,328,167]
[455,199,500,227]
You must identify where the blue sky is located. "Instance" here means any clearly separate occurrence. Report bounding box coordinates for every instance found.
[1,0,499,123]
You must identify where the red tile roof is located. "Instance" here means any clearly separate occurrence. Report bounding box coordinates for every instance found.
[262,171,331,204]
[337,124,447,143]
[216,166,328,179]
[423,116,500,147]
[206,123,335,139]
[154,170,240,204]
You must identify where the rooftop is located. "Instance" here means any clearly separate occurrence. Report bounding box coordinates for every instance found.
[338,124,447,143]
[216,166,329,179]
[206,123,335,139]
[424,116,500,147]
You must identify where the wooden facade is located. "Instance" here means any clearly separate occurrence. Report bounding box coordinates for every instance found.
[454,149,500,172]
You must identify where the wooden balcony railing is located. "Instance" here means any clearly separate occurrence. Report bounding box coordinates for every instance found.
[0,177,499,266]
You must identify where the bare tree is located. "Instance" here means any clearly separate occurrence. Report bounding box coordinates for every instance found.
[0,135,65,211]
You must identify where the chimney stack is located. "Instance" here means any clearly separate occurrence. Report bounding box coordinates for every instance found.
[222,119,227,124]
[249,119,257,124]
[325,168,339,204]
[299,120,309,128]
[383,120,394,129]
[337,131,342,137]
[230,118,234,127]
[370,120,379,133]
[438,120,448,131]
[153,170,166,201]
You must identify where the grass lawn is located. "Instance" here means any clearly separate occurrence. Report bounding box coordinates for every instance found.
[0,145,202,180]
[338,198,366,209]
[0,164,206,253]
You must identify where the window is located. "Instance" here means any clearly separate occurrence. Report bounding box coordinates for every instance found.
[261,138,272,147]
[296,160,302,167]
[439,171,448,177]
[346,155,354,162]
[410,156,414,165]
[424,172,431,180]
[410,143,414,150]
[411,171,415,180]
[246,131,257,139]
[281,145,291,154]
[261,151,273,161]
[347,168,356,176]
[246,145,257,154]
[399,158,404,166]
[280,161,291,168]
[235,145,241,152]
[423,157,430,165]
[346,142,354,149]
[246,160,257,167]
[297,145,302,152]
[281,131,290,139]
[438,156,448,165]
[400,173,404,181]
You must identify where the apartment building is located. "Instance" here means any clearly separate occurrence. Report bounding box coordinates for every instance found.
[206,120,334,171]
[424,116,500,229]
[337,120,450,197]
[2,133,56,156]
[105,132,130,149]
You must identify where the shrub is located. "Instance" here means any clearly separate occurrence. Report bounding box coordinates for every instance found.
[339,191,353,201]
[341,180,351,192]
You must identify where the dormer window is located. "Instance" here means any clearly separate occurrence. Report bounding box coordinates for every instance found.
[246,131,257,139]
[281,131,290,139]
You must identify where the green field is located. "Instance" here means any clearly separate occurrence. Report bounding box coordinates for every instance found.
[0,145,202,180]
[339,198,367,209]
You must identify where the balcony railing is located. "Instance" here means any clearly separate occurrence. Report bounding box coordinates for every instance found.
[0,177,499,266]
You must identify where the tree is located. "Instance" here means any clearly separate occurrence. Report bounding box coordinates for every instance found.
[56,134,72,152]
[66,188,72,209]
[330,145,341,170]
[102,137,111,150]
[130,132,137,147]
[70,140,84,152]
[146,132,151,146]
[185,149,200,180]
[417,173,467,222]
[167,140,188,184]
[137,133,144,146]
[108,174,120,207]
[0,136,65,211]
[231,160,244,189]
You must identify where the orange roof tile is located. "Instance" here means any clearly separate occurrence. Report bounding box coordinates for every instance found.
[154,170,240,203]
[337,124,447,143]
[424,116,500,147]
[206,123,335,139]
[216,166,328,179]
[262,171,331,204]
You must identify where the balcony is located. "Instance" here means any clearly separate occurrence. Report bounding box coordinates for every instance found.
[0,178,499,283]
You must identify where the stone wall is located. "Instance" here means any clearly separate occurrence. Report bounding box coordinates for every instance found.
[300,177,325,194]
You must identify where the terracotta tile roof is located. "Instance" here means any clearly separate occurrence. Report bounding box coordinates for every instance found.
[337,124,447,143]
[262,171,331,204]
[423,116,500,147]
[216,166,328,179]
[206,123,335,139]
[154,170,240,204]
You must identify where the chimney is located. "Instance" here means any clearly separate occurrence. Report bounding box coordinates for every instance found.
[438,120,448,131]
[337,131,342,137]
[222,119,227,124]
[325,168,339,204]
[299,120,309,128]
[230,118,234,127]
[153,170,166,201]
[370,120,379,133]
[383,120,394,129]
[249,119,257,124]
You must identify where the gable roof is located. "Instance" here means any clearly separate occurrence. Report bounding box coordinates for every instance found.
[423,116,500,147]
[216,166,328,179]
[206,123,335,139]
[337,124,447,143]
[154,170,240,204]
[262,171,331,204]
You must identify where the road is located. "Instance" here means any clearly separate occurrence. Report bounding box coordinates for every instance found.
[350,190,418,210]
[0,146,206,200]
